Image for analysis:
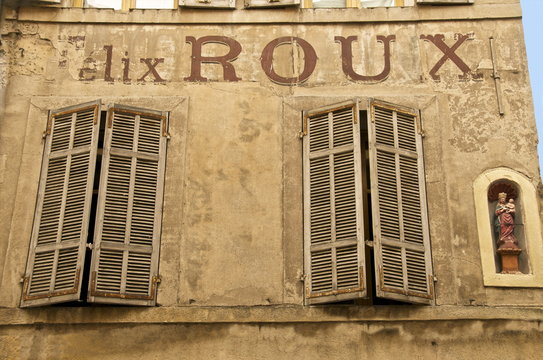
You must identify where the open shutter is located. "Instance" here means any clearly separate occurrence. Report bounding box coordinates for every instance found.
[21,101,100,307]
[88,104,167,306]
[303,100,367,305]
[368,99,434,304]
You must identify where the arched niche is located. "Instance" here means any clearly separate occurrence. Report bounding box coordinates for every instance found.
[473,168,543,287]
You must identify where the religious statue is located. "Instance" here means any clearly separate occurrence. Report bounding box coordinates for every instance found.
[494,192,522,273]
[494,193,519,250]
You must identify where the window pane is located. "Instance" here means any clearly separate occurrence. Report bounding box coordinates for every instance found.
[85,0,122,9]
[361,0,395,7]
[136,0,175,8]
[313,0,346,8]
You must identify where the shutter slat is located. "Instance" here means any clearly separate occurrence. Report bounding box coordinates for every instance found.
[369,100,434,304]
[89,105,166,305]
[21,101,100,307]
[304,101,366,304]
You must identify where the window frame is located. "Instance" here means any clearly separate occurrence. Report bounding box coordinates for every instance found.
[72,0,178,11]
[301,0,410,9]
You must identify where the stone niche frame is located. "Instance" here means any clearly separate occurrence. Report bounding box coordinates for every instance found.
[474,167,543,287]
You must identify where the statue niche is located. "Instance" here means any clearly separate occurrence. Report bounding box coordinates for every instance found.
[488,181,525,274]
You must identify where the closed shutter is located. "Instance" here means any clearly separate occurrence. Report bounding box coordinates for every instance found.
[368,99,434,304]
[21,101,100,307]
[303,100,367,305]
[88,104,167,306]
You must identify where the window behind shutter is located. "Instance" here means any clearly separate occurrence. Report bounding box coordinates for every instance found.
[367,99,434,304]
[21,100,100,307]
[88,104,167,306]
[303,100,367,304]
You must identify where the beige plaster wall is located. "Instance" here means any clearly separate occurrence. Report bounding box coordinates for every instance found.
[1,0,542,314]
[1,318,542,359]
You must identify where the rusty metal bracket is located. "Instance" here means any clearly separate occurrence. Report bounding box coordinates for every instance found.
[43,113,53,138]
[299,113,309,138]
[489,37,505,116]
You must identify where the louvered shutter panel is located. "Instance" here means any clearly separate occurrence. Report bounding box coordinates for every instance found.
[368,99,434,304]
[88,104,167,306]
[21,101,100,307]
[303,100,367,304]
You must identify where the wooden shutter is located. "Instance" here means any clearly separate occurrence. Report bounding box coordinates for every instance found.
[88,104,167,306]
[303,100,367,304]
[368,99,434,304]
[21,101,100,307]
[245,0,300,8]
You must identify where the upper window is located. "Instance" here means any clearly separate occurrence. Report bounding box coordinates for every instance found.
[302,99,434,305]
[21,101,168,307]
[305,0,412,8]
[77,0,176,10]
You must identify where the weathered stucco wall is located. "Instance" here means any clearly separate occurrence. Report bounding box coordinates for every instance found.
[0,3,542,354]
[1,316,543,359]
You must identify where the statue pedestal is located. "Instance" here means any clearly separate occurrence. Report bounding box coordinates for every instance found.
[497,247,522,274]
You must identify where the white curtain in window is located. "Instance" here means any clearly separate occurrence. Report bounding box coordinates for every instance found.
[136,0,175,8]
[85,0,122,9]
[361,0,395,7]
[312,0,346,8]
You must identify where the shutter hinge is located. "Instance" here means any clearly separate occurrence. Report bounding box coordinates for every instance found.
[417,110,425,137]
[299,113,308,139]
[299,273,306,282]
[107,108,114,128]
[153,275,162,284]
[43,114,53,138]
[433,276,438,282]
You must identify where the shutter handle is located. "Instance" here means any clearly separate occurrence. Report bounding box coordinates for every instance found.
[365,240,374,247]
